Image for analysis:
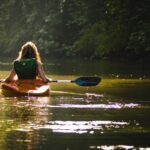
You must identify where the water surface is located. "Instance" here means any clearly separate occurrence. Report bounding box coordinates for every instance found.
[0,59,150,150]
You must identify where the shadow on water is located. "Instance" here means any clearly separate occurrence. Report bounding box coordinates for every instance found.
[0,58,150,149]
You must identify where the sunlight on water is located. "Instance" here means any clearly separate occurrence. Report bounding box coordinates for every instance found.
[54,103,139,109]
[89,145,150,150]
[31,102,139,109]
[16,120,128,134]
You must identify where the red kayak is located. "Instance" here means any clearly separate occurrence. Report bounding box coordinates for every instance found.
[1,79,50,97]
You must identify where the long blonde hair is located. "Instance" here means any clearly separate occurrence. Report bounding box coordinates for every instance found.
[17,41,41,63]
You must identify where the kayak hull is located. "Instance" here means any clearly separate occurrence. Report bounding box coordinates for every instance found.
[1,79,50,97]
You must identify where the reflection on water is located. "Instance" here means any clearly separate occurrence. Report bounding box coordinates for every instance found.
[42,103,139,109]
[15,120,129,134]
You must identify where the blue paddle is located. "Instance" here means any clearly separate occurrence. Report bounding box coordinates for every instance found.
[51,76,101,86]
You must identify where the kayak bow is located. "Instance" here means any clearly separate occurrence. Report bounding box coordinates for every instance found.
[1,79,50,97]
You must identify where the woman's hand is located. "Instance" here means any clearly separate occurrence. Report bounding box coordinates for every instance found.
[44,78,52,83]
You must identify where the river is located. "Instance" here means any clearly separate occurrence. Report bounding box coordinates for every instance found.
[0,59,150,150]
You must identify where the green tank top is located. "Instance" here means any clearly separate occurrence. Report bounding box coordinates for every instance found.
[14,58,37,79]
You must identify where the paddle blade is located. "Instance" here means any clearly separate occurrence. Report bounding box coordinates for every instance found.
[73,76,101,86]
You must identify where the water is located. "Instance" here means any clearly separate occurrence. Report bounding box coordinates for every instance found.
[0,59,150,150]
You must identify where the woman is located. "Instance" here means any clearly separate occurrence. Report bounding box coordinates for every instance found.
[5,41,50,83]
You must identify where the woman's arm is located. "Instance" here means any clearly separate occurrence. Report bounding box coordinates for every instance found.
[5,68,17,82]
[37,62,50,83]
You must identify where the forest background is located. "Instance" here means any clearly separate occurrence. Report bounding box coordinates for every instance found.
[0,0,150,61]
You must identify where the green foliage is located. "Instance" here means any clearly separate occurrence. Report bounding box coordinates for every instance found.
[0,0,150,61]
[75,21,128,59]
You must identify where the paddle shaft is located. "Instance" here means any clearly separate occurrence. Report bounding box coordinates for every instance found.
[51,80,74,83]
